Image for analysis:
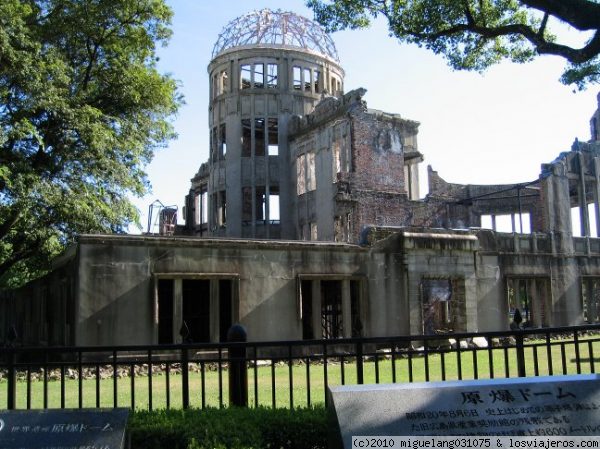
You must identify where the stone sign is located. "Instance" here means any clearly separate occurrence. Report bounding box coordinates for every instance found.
[328,374,600,448]
[0,408,129,449]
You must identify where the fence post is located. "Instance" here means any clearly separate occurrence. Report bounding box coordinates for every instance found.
[227,324,248,407]
[7,348,16,410]
[181,347,189,409]
[515,333,526,377]
[356,340,364,385]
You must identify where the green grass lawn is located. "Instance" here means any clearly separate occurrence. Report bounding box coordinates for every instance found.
[1,337,599,410]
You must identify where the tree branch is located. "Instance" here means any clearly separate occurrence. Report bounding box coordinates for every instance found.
[519,0,600,31]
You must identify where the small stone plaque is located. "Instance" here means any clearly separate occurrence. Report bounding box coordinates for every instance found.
[328,374,600,448]
[0,408,129,449]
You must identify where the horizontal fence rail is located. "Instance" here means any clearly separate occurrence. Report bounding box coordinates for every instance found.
[1,324,599,410]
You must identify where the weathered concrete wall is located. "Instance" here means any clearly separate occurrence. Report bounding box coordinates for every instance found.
[74,235,368,345]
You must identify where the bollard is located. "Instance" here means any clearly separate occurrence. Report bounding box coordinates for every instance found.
[227,324,248,407]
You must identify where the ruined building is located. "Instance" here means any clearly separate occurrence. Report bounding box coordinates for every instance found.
[2,10,600,347]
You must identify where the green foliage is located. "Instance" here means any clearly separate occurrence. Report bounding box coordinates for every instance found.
[0,0,181,289]
[129,406,328,449]
[307,0,600,89]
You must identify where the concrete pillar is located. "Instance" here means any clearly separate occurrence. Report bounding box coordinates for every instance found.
[593,158,600,237]
[173,279,182,343]
[341,279,352,338]
[210,279,220,343]
[311,280,321,339]
[578,152,590,237]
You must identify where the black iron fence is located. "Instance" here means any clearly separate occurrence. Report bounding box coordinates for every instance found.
[1,324,599,411]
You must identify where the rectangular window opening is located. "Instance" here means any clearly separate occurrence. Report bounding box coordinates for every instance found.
[200,190,208,224]
[267,63,278,88]
[242,187,252,224]
[254,63,264,88]
[304,68,311,92]
[221,70,229,94]
[293,66,302,90]
[241,64,252,89]
[297,154,306,195]
[307,152,316,191]
[269,185,280,222]
[241,119,251,157]
[218,191,226,227]
[321,280,342,339]
[255,118,265,156]
[314,70,320,93]
[219,124,226,159]
[256,186,266,222]
[268,118,278,155]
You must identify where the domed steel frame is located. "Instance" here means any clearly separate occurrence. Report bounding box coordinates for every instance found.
[212,9,339,62]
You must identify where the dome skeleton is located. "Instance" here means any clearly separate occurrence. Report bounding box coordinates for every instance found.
[212,9,339,62]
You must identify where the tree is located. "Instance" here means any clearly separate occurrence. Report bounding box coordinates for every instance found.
[0,0,181,289]
[307,0,600,89]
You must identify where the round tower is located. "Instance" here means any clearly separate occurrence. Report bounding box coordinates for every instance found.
[203,9,344,239]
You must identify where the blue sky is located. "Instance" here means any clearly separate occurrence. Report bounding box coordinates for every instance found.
[135,0,599,233]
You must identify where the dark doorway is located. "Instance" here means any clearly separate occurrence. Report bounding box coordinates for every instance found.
[219,279,233,342]
[158,279,174,344]
[301,280,313,339]
[321,280,342,339]
[182,279,210,343]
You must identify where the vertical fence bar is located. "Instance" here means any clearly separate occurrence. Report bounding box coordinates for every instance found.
[515,334,526,377]
[533,345,539,377]
[374,352,380,384]
[503,347,509,378]
[218,346,223,408]
[391,346,397,383]
[306,355,311,407]
[43,352,48,409]
[560,343,567,375]
[130,364,135,410]
[95,364,100,408]
[7,349,16,410]
[148,349,153,411]
[487,344,494,379]
[112,350,118,408]
[424,341,430,382]
[163,362,169,409]
[288,345,294,409]
[199,361,205,409]
[181,348,189,409]
[60,365,66,408]
[574,332,582,374]
[323,343,328,406]
[546,333,553,375]
[441,349,446,381]
[78,351,83,408]
[26,366,31,410]
[340,355,345,385]
[472,347,478,380]
[165,362,171,409]
[356,340,364,385]
[456,339,463,380]
[254,346,259,408]
[271,360,276,408]
[588,341,595,373]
